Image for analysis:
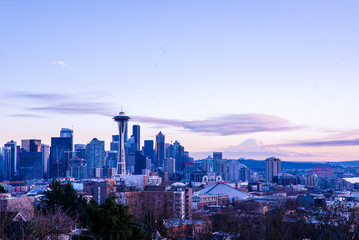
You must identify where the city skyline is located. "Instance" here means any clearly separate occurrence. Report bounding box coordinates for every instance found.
[1,1,359,161]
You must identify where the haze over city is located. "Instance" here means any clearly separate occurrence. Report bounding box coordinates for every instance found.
[1,1,359,161]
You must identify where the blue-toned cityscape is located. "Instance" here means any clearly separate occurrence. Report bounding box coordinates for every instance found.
[2,0,359,239]
[1,112,359,239]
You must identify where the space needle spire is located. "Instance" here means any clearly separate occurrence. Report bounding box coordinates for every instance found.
[113,111,130,175]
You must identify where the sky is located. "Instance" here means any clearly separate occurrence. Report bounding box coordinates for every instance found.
[1,1,359,161]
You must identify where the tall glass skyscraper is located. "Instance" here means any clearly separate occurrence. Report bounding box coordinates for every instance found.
[155,132,165,169]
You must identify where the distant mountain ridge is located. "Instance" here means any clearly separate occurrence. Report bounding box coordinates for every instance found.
[236,158,359,170]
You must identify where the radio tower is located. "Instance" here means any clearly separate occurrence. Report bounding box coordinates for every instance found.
[113,111,130,175]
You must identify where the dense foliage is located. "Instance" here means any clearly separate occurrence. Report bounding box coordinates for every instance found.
[0,184,7,193]
[45,179,149,240]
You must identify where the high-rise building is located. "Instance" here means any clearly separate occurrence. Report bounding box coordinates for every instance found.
[4,141,18,181]
[132,125,140,152]
[110,135,119,151]
[41,144,50,179]
[21,139,41,153]
[143,140,154,162]
[50,129,73,178]
[134,151,146,174]
[60,128,73,138]
[155,132,165,169]
[74,144,86,159]
[113,112,130,175]
[86,138,105,178]
[1,146,13,181]
[213,152,223,160]
[265,157,281,183]
[229,161,250,182]
[174,141,185,172]
[126,136,136,174]
[19,139,43,180]
[215,152,228,180]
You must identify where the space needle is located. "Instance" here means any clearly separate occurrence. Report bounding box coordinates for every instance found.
[113,111,130,175]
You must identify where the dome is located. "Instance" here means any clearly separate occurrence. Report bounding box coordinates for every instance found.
[171,182,186,188]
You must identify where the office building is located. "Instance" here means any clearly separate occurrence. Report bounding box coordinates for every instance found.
[134,151,146,174]
[86,138,105,178]
[41,144,50,179]
[3,141,18,181]
[132,125,140,152]
[265,157,281,183]
[110,135,119,151]
[60,128,73,138]
[174,141,185,172]
[18,139,42,180]
[74,144,86,159]
[50,129,73,178]
[213,152,222,160]
[155,132,165,169]
[21,139,41,153]
[143,140,154,163]
[69,158,86,179]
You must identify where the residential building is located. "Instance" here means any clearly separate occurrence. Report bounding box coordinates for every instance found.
[265,157,281,183]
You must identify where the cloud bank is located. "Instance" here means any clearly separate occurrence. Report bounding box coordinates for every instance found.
[7,92,303,136]
[133,114,302,136]
[7,92,115,117]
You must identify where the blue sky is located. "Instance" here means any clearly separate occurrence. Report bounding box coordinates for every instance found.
[1,1,359,161]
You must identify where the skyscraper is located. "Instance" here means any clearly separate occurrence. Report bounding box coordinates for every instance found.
[60,128,73,138]
[132,125,140,152]
[21,139,41,152]
[4,141,18,181]
[265,157,281,183]
[86,138,105,178]
[174,141,185,172]
[110,135,119,151]
[50,129,73,178]
[113,112,130,175]
[19,140,42,180]
[144,140,154,162]
[41,144,50,179]
[155,131,165,169]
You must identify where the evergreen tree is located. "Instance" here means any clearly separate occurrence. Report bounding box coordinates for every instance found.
[84,197,150,240]
[0,184,7,193]
[45,179,88,225]
[45,179,66,209]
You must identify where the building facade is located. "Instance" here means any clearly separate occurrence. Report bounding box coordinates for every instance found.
[265,157,281,183]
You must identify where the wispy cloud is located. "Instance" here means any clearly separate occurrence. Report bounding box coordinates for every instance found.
[28,102,114,116]
[6,92,303,136]
[9,113,46,118]
[6,92,116,117]
[50,61,71,70]
[5,92,65,102]
[132,114,303,135]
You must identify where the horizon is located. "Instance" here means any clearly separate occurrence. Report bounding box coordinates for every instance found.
[1,1,359,162]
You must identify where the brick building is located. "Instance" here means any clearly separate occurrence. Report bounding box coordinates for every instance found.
[119,182,192,220]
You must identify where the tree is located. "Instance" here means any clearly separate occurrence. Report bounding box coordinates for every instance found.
[83,197,150,240]
[301,203,359,240]
[0,184,7,193]
[44,179,88,225]
[45,179,66,210]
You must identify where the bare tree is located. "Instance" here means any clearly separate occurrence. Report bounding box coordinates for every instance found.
[301,203,359,240]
